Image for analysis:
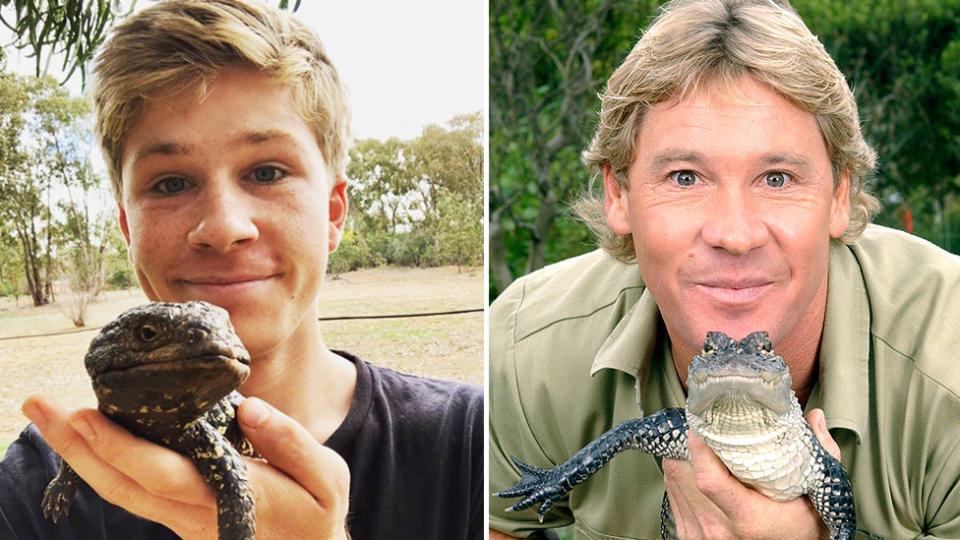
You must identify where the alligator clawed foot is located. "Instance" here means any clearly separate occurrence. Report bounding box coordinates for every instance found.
[495,457,567,522]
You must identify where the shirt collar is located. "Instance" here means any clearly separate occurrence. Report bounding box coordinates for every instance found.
[815,241,871,443]
[590,286,661,391]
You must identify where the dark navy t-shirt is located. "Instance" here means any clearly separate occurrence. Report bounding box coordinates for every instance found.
[0,352,483,539]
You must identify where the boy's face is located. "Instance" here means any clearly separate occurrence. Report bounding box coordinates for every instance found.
[117,68,347,357]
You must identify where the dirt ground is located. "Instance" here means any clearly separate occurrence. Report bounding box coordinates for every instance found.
[0,266,484,447]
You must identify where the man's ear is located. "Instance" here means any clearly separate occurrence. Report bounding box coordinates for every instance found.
[603,164,632,235]
[829,170,852,239]
[328,177,348,252]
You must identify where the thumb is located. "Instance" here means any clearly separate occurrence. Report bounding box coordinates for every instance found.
[238,397,350,512]
[806,408,841,460]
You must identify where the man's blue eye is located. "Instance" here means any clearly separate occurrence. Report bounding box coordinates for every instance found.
[764,171,790,188]
[248,166,284,183]
[156,177,187,194]
[671,171,697,187]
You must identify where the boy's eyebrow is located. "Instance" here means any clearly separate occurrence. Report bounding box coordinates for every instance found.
[132,130,301,163]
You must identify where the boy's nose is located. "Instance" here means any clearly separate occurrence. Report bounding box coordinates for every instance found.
[186,180,259,252]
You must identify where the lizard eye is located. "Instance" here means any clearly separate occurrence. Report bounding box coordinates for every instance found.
[140,324,158,342]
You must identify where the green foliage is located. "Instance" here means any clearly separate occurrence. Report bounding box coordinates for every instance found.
[0,71,117,307]
[343,112,483,271]
[0,0,300,85]
[0,0,126,83]
[489,0,664,297]
[106,268,131,290]
[491,0,960,299]
[794,0,960,241]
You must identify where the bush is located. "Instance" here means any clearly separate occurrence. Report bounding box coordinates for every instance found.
[328,229,382,274]
[107,268,133,290]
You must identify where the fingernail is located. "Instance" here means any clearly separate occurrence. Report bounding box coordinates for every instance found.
[69,416,96,442]
[22,402,49,430]
[241,398,271,428]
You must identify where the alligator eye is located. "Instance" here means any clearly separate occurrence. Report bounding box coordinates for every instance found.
[761,336,773,354]
[703,340,716,355]
[140,324,158,342]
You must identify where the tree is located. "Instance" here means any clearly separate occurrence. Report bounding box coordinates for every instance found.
[341,113,483,269]
[1,0,301,84]
[0,71,111,313]
[794,0,960,252]
[488,0,661,297]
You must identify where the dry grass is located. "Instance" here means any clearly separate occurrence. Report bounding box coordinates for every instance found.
[0,266,483,449]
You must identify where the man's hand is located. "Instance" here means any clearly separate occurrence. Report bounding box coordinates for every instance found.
[23,395,351,540]
[662,408,839,540]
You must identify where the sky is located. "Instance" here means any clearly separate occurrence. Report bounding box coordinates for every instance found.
[1,0,487,141]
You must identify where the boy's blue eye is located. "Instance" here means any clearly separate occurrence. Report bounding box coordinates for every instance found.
[155,177,187,194]
[247,166,285,183]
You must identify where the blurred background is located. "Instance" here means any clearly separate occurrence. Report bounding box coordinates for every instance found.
[490,0,960,299]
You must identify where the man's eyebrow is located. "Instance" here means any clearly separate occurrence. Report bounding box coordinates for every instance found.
[760,152,814,170]
[647,150,815,172]
[648,150,705,172]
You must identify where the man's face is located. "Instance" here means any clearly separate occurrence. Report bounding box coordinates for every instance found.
[118,68,347,357]
[604,76,849,352]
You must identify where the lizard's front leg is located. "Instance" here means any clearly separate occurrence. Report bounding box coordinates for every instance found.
[176,420,256,540]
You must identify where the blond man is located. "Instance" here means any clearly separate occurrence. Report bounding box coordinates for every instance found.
[490,0,960,538]
[0,2,482,539]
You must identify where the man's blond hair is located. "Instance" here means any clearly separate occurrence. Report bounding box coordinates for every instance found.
[575,0,880,262]
[92,0,351,200]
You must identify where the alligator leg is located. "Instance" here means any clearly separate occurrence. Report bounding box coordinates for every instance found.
[495,408,689,522]
[176,420,256,540]
[806,437,856,540]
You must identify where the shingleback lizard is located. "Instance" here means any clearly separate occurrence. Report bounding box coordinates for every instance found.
[496,331,856,539]
[41,301,257,540]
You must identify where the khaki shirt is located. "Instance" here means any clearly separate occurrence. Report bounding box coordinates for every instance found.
[489,225,960,539]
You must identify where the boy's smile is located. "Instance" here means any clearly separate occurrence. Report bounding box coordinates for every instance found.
[118,68,347,358]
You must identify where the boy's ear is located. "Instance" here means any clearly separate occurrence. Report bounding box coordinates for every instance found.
[118,202,132,246]
[328,177,348,252]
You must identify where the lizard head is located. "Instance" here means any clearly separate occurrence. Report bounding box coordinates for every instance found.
[685,331,794,419]
[84,301,250,426]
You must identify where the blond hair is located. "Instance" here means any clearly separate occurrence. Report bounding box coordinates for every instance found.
[92,0,351,199]
[575,0,879,262]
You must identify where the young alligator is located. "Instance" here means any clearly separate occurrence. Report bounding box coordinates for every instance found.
[42,301,257,540]
[496,331,856,539]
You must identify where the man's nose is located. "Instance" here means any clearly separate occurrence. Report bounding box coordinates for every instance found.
[700,185,769,255]
[186,178,259,252]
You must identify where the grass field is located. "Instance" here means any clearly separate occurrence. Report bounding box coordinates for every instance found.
[0,266,484,452]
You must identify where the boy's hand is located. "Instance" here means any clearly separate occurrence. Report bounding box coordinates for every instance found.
[23,395,351,540]
[661,408,838,540]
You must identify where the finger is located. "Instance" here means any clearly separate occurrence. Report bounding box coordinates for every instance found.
[663,450,734,539]
[806,408,841,460]
[239,398,350,513]
[22,396,213,534]
[67,407,215,506]
[688,432,735,496]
